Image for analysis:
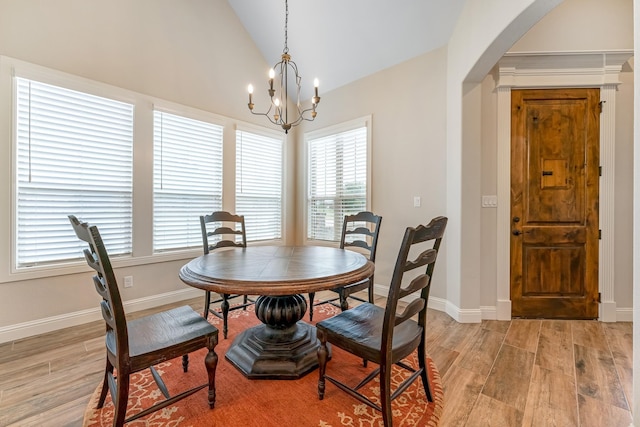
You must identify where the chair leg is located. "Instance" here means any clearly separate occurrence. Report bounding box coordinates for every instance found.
[182,354,189,372]
[317,330,328,400]
[367,277,375,303]
[97,357,113,408]
[221,294,230,339]
[112,371,130,427]
[418,344,433,402]
[380,362,393,427]
[308,292,315,321]
[243,294,249,310]
[339,289,349,312]
[205,342,218,409]
[203,291,211,319]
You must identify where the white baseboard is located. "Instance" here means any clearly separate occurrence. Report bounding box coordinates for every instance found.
[616,307,633,322]
[480,304,633,322]
[375,282,632,324]
[374,283,482,323]
[0,288,203,344]
[445,300,482,323]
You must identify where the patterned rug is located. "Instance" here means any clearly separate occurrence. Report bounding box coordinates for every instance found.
[83,304,444,426]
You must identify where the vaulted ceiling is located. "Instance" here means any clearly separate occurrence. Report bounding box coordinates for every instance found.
[227,0,467,99]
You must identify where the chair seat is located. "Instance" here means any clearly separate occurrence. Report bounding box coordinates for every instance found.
[316,303,422,364]
[106,305,217,367]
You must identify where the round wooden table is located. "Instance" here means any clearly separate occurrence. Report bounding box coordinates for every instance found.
[179,245,374,379]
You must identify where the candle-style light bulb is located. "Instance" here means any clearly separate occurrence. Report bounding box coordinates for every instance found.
[247,84,254,108]
[313,78,319,98]
[273,97,281,121]
[269,69,275,91]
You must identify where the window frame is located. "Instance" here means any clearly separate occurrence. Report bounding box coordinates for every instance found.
[303,115,372,246]
[3,57,141,282]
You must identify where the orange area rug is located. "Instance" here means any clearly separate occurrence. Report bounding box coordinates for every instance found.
[83,304,444,426]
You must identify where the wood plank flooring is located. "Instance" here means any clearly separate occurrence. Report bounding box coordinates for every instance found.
[0,293,633,426]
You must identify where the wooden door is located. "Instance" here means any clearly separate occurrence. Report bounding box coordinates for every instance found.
[510,88,599,319]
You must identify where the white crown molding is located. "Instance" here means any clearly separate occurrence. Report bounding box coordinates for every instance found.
[497,50,633,88]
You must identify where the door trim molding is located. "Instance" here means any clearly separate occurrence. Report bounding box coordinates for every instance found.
[495,50,632,321]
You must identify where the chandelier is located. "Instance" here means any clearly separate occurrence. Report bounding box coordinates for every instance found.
[247,0,319,133]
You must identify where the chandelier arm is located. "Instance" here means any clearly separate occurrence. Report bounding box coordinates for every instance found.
[249,109,279,126]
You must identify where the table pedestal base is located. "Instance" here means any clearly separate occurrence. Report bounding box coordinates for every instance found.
[226,322,326,379]
[224,294,331,379]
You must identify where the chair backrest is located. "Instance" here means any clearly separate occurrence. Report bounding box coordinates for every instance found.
[382,216,447,351]
[200,211,247,254]
[339,211,382,262]
[68,215,129,365]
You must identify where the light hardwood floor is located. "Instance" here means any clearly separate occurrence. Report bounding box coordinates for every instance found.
[0,293,633,426]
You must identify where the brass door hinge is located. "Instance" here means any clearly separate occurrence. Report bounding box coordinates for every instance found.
[597,292,602,303]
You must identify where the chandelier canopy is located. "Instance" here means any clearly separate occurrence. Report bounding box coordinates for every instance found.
[247,0,319,133]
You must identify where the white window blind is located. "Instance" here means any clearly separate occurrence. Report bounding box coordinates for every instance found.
[153,111,223,252]
[236,130,283,242]
[15,78,134,267]
[307,126,367,241]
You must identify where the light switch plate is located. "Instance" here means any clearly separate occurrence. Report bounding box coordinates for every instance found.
[482,195,497,208]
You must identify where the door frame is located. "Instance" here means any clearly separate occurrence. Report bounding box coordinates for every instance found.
[494,51,632,322]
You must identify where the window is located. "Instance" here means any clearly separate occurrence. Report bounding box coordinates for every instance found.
[153,110,223,252]
[306,118,369,242]
[236,129,283,242]
[15,78,134,267]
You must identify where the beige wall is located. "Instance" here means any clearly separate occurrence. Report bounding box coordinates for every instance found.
[510,0,633,52]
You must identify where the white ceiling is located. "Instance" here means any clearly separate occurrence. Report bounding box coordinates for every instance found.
[227,0,467,100]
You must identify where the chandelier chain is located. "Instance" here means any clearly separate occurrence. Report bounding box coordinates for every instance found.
[283,0,289,54]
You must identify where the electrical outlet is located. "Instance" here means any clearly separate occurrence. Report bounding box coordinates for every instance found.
[124,276,133,288]
[413,196,421,207]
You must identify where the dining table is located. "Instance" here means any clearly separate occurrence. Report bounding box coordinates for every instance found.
[178,245,374,380]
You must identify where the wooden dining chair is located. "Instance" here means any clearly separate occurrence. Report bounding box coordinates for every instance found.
[308,211,382,321]
[69,215,218,426]
[316,216,447,427]
[201,211,253,339]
